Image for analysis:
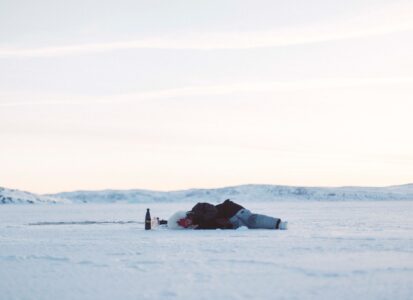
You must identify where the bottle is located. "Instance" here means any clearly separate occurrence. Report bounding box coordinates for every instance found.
[145,208,151,230]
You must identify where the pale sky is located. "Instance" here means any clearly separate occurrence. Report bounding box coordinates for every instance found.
[1,0,412,194]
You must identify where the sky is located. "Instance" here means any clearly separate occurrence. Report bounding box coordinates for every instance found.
[1,0,412,194]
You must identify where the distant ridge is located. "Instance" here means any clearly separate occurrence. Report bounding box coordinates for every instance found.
[0,187,66,204]
[49,183,413,204]
[2,184,412,204]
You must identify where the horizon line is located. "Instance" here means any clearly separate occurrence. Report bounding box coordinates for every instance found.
[2,182,410,196]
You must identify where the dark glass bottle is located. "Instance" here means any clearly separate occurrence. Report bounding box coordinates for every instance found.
[145,208,151,230]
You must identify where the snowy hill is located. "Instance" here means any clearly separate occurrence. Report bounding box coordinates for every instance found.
[0,187,67,204]
[2,184,412,205]
[50,184,413,204]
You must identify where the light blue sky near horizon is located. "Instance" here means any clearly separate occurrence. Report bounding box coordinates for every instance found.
[1,0,412,193]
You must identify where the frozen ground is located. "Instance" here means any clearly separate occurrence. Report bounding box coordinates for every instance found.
[0,201,412,300]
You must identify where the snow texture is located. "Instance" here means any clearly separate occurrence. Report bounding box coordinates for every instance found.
[1,201,412,300]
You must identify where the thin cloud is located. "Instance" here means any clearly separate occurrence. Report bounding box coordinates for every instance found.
[1,77,413,107]
[0,2,412,57]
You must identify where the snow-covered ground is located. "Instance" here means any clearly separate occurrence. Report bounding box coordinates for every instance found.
[1,201,412,300]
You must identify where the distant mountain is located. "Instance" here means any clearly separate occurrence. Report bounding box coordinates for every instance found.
[2,184,412,205]
[49,184,413,204]
[0,187,67,204]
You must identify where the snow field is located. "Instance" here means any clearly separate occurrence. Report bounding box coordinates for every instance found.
[0,201,412,300]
